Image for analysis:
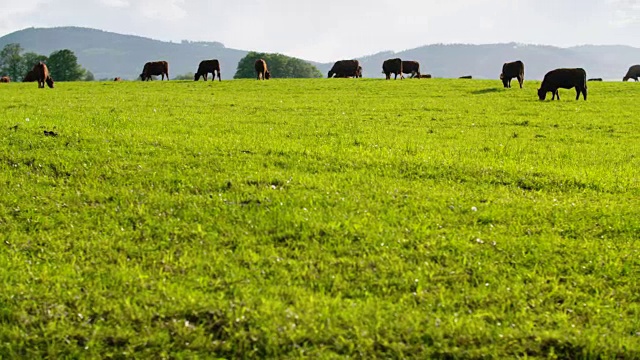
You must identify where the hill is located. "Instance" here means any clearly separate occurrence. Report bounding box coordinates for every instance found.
[2,27,640,80]
[0,27,249,80]
[318,43,640,80]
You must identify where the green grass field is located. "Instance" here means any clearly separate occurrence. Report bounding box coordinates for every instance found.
[1,78,639,358]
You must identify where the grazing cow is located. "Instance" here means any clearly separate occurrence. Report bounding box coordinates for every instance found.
[139,61,169,81]
[33,62,54,88]
[254,59,270,80]
[402,61,421,78]
[538,68,587,101]
[328,60,361,78]
[195,59,221,81]
[623,65,640,82]
[459,75,473,79]
[500,60,524,88]
[23,70,37,82]
[114,77,122,81]
[0,76,10,83]
[588,78,603,82]
[382,58,403,80]
[418,74,432,79]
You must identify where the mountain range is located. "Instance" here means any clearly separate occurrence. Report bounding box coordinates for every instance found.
[1,27,639,81]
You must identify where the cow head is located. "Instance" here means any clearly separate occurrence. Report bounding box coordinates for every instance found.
[499,73,504,80]
[623,76,629,82]
[194,73,201,81]
[328,71,335,78]
[265,71,271,80]
[46,77,54,88]
[139,73,145,81]
[537,88,546,100]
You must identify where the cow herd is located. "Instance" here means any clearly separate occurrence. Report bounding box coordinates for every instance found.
[3,56,639,101]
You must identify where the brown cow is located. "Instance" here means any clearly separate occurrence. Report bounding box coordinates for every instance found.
[195,59,221,81]
[623,65,640,82]
[402,61,421,78]
[500,60,524,88]
[114,77,122,81]
[0,76,10,83]
[538,68,587,101]
[328,60,361,78]
[33,62,54,88]
[23,70,37,82]
[140,61,169,81]
[255,59,270,80]
[382,58,403,80]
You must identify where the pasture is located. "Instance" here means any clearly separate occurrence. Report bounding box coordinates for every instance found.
[1,78,639,358]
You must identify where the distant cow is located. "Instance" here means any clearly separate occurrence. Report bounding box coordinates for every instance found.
[140,61,169,81]
[588,78,603,82]
[255,59,270,80]
[0,76,9,83]
[402,61,421,78]
[382,58,403,80]
[23,70,37,82]
[623,65,640,82]
[195,59,221,81]
[459,75,473,79]
[538,68,587,101]
[114,77,122,81]
[33,62,54,88]
[328,60,361,78]
[419,74,432,79]
[500,60,524,88]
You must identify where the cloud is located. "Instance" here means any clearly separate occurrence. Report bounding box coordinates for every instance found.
[99,0,130,8]
[137,0,186,21]
[608,0,640,26]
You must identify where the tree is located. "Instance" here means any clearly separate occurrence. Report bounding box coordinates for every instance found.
[21,52,48,78]
[234,52,322,79]
[0,43,24,81]
[173,72,195,80]
[83,71,95,81]
[47,49,86,81]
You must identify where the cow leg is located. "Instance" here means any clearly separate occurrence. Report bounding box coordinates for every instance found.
[582,88,587,101]
[518,76,523,88]
[575,89,580,100]
[218,71,221,82]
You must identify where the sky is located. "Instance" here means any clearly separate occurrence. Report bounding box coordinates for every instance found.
[1,0,640,62]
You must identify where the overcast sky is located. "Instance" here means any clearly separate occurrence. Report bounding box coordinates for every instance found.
[1,0,640,62]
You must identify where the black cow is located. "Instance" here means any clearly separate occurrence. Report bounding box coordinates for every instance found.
[402,61,421,78]
[382,58,403,80]
[538,68,587,101]
[459,75,472,79]
[623,65,640,82]
[500,60,524,88]
[195,59,221,81]
[328,60,361,78]
[140,61,169,81]
[588,78,603,82]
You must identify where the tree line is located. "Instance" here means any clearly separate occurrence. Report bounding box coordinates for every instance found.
[0,43,92,82]
[0,44,323,81]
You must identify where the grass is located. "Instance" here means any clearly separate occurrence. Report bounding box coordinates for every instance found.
[0,78,639,358]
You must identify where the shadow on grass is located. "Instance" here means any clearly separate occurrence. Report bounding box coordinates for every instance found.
[471,88,503,95]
